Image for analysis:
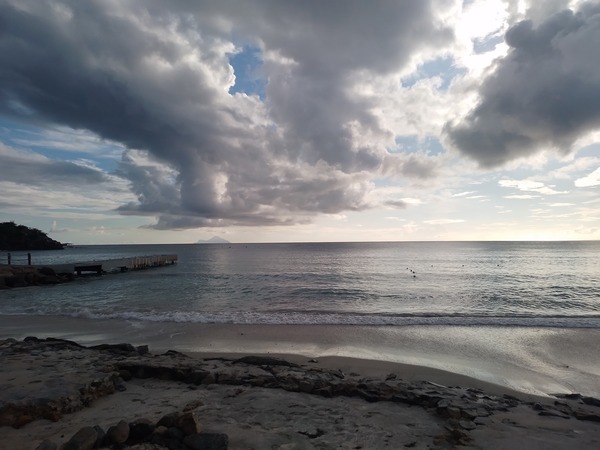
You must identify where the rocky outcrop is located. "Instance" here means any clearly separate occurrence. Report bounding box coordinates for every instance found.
[3,337,600,449]
[48,413,228,450]
[0,266,74,289]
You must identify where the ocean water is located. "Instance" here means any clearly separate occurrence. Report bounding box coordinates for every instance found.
[1,241,599,328]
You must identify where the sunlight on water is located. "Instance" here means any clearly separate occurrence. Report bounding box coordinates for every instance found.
[1,241,599,327]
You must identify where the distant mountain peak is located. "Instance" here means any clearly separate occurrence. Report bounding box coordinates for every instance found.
[196,236,231,244]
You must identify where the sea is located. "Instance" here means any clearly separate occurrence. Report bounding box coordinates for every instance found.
[1,241,599,329]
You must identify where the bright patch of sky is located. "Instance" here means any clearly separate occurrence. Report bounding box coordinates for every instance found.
[228,46,267,99]
[401,57,466,91]
[0,118,123,172]
[392,136,446,156]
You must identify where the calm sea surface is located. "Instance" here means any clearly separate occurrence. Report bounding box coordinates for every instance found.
[1,242,599,327]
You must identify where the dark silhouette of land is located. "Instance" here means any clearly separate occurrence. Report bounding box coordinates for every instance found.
[0,222,63,251]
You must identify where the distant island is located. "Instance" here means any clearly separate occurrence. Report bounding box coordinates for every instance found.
[196,236,231,244]
[0,221,64,251]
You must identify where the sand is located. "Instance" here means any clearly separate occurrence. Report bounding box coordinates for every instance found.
[1,315,600,396]
[2,337,600,449]
[1,315,600,448]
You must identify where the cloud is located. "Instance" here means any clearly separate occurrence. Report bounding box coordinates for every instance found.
[424,219,465,225]
[499,179,543,190]
[499,178,566,195]
[0,143,108,185]
[575,166,600,187]
[445,2,600,167]
[0,0,455,229]
[504,194,538,199]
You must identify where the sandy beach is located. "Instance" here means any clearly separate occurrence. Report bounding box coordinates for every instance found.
[1,337,600,449]
[1,315,600,397]
[1,316,600,449]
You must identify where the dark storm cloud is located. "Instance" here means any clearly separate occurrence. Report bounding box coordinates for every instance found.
[115,151,181,215]
[445,2,600,168]
[0,0,453,228]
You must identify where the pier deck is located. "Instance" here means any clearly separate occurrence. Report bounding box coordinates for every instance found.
[44,254,178,276]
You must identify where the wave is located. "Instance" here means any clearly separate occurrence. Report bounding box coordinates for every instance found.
[4,309,600,328]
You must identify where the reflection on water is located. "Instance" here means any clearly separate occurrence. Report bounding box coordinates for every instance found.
[1,241,599,327]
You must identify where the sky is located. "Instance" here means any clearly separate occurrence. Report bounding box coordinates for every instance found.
[0,0,599,244]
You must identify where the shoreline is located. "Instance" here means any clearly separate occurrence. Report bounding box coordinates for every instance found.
[1,314,600,398]
[2,337,600,449]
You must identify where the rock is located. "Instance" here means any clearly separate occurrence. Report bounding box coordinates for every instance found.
[93,425,105,447]
[459,420,477,430]
[538,410,571,419]
[34,439,57,450]
[554,393,582,400]
[460,408,478,420]
[119,369,133,381]
[173,411,202,435]
[183,433,229,450]
[129,419,156,443]
[38,267,56,276]
[234,355,299,367]
[164,426,185,441]
[105,419,130,444]
[137,345,150,355]
[62,426,98,450]
[582,396,600,407]
[573,411,600,422]
[183,399,204,412]
[153,425,168,435]
[125,444,168,450]
[157,411,180,428]
[437,405,462,419]
[294,423,325,439]
[90,343,137,355]
[201,372,217,385]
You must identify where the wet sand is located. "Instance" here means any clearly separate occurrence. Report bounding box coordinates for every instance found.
[1,315,600,397]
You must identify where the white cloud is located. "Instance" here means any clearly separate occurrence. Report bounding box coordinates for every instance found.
[446,2,600,168]
[575,167,600,187]
[499,178,567,195]
[505,194,538,199]
[424,219,465,225]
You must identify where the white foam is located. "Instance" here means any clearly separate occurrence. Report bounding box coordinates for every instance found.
[46,310,600,328]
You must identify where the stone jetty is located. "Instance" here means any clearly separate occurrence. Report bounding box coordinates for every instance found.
[0,254,177,289]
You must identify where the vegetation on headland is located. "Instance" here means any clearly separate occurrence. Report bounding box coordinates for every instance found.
[0,221,64,251]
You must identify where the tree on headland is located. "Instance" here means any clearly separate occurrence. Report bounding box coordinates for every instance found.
[0,222,64,251]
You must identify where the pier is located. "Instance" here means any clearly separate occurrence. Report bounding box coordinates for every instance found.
[1,254,178,288]
[49,254,178,276]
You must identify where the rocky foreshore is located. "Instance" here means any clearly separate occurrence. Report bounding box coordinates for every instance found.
[0,266,74,289]
[1,337,600,449]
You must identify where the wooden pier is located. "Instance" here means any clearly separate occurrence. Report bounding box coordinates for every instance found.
[45,254,178,276]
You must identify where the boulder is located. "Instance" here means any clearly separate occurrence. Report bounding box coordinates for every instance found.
[33,440,57,450]
[157,411,180,428]
[38,267,56,276]
[129,418,156,443]
[183,433,229,450]
[61,426,98,450]
[105,419,130,445]
[173,411,202,435]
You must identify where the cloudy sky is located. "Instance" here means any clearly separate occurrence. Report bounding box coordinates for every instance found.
[1,0,599,244]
